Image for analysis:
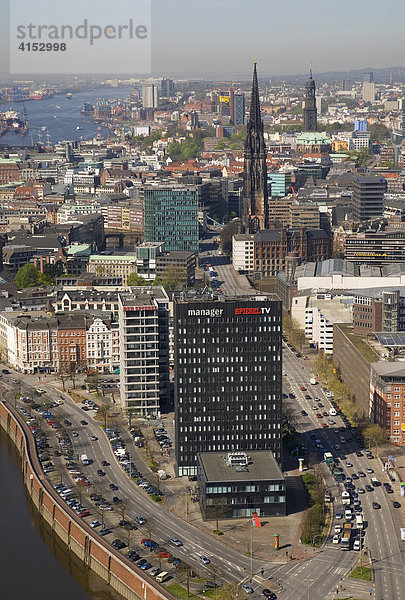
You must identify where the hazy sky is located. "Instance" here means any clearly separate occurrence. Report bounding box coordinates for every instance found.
[1,0,405,78]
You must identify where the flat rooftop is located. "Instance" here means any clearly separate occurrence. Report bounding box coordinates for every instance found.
[119,287,168,306]
[198,451,284,482]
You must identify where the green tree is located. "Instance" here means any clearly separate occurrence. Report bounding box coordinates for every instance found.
[362,423,389,456]
[369,123,390,143]
[127,272,147,286]
[220,219,240,255]
[14,263,42,289]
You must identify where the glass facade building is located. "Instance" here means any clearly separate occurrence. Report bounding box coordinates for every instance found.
[143,183,199,253]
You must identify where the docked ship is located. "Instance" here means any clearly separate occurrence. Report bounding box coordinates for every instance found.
[81,102,94,114]
[66,92,73,99]
[0,110,29,137]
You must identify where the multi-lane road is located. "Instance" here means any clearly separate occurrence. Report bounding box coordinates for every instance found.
[2,328,405,598]
[4,373,266,591]
[275,346,405,600]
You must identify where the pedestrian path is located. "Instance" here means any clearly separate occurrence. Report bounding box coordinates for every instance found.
[326,576,374,599]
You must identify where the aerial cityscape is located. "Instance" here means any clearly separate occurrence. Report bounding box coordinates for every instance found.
[1,2,405,600]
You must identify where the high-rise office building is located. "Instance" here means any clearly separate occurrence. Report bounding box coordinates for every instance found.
[242,63,269,233]
[230,90,245,125]
[161,78,175,98]
[362,72,375,104]
[143,182,199,253]
[118,287,170,419]
[303,68,317,132]
[174,296,283,476]
[352,175,386,221]
[142,84,158,108]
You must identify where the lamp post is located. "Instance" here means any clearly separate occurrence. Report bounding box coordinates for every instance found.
[312,533,323,552]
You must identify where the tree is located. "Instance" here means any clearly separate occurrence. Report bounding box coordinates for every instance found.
[14,263,42,289]
[211,582,243,600]
[68,361,78,389]
[57,369,69,391]
[220,219,240,255]
[98,404,111,429]
[126,272,147,286]
[290,328,306,353]
[369,123,390,143]
[362,423,389,456]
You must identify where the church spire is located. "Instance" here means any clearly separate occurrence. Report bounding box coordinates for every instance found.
[249,61,262,127]
[242,62,269,233]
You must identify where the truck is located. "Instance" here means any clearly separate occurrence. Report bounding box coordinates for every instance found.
[81,454,90,465]
[324,451,334,466]
[309,377,317,385]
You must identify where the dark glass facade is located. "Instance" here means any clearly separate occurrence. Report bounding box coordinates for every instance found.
[174,297,283,476]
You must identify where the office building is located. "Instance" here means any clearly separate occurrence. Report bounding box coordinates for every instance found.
[174,296,283,476]
[345,228,405,266]
[142,84,158,109]
[362,72,375,103]
[303,68,317,132]
[352,289,405,334]
[197,451,286,520]
[143,182,199,253]
[230,90,245,125]
[118,287,170,419]
[242,63,269,233]
[161,78,175,98]
[352,175,386,221]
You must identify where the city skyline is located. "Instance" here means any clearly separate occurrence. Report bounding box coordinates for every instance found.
[1,0,405,77]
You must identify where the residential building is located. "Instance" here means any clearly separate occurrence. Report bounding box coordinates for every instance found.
[87,252,137,285]
[57,313,87,373]
[143,182,199,253]
[352,175,386,221]
[118,287,170,418]
[197,451,286,520]
[86,317,112,373]
[370,362,405,445]
[174,296,283,476]
[14,315,58,374]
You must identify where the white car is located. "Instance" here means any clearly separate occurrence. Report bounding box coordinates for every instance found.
[334,524,342,534]
[241,584,254,594]
[199,556,211,565]
[90,520,101,528]
[332,534,340,544]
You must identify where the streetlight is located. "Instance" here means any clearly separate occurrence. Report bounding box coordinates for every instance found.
[312,533,323,552]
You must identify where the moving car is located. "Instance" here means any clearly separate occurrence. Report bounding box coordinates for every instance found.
[242,583,254,594]
[170,537,183,547]
[200,556,211,565]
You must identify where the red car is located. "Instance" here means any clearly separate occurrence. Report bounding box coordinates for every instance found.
[300,386,307,391]
[157,550,172,558]
[322,423,329,428]
[316,413,322,418]
[78,510,90,517]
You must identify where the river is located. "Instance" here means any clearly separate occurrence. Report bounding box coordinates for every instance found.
[0,86,135,146]
[0,429,124,600]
